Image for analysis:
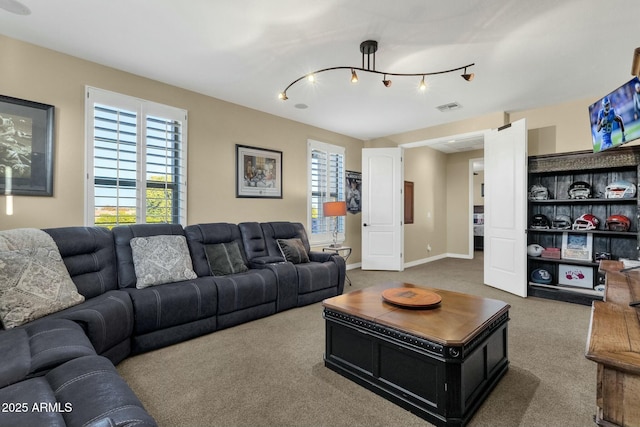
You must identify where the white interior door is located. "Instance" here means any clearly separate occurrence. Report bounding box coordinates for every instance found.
[361,147,404,271]
[484,119,528,297]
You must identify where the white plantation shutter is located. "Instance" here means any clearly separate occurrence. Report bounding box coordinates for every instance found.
[86,87,188,227]
[308,139,345,245]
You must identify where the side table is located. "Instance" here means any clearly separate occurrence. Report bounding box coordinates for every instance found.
[323,246,352,286]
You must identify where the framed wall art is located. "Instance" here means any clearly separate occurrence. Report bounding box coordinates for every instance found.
[346,170,361,214]
[0,95,55,196]
[236,144,282,198]
[561,232,593,261]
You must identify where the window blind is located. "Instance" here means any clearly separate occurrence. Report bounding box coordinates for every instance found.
[308,140,345,244]
[86,87,188,227]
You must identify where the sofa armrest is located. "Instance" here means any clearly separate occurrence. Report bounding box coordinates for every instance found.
[308,251,334,263]
[248,256,286,268]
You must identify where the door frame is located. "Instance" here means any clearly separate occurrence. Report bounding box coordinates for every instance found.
[400,130,488,261]
[469,157,484,258]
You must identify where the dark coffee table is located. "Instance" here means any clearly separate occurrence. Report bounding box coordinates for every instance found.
[322,282,510,427]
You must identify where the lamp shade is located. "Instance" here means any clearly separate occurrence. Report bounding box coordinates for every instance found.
[323,201,347,217]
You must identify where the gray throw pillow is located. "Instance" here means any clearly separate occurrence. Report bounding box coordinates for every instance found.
[205,241,249,276]
[277,238,310,264]
[130,235,198,288]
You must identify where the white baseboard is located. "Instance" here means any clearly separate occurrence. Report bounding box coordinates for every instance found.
[403,253,449,268]
[348,252,475,271]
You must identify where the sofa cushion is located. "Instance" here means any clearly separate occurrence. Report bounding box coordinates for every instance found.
[277,238,309,264]
[0,319,95,388]
[205,241,249,276]
[130,235,197,288]
[0,229,84,329]
[44,227,119,299]
[214,269,278,315]
[31,290,134,364]
[125,277,218,336]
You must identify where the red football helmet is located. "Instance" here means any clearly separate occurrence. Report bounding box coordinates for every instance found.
[605,214,631,232]
[572,214,600,230]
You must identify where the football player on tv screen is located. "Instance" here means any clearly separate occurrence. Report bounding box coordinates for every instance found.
[596,96,625,150]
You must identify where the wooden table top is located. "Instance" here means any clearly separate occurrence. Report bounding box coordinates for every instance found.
[323,282,510,346]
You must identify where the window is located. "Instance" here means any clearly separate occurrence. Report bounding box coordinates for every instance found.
[308,139,345,245]
[85,87,188,227]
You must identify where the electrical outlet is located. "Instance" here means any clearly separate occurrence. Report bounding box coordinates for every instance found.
[427,244,432,252]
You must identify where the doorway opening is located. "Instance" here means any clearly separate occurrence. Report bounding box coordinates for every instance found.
[470,157,485,258]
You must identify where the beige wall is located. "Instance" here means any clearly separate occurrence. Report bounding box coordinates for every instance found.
[2,34,620,268]
[403,146,447,263]
[0,36,364,261]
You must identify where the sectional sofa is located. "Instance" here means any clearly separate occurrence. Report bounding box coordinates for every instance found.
[0,221,346,427]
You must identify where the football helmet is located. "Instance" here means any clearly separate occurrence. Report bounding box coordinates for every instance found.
[605,180,636,199]
[551,214,572,230]
[531,268,552,284]
[530,214,550,229]
[527,244,544,257]
[568,181,592,199]
[528,184,549,200]
[605,214,631,232]
[602,96,611,114]
[572,213,600,230]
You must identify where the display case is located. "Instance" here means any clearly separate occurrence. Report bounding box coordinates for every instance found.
[527,147,640,305]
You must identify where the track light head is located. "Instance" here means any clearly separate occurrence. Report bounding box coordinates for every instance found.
[461,67,475,81]
[419,76,427,91]
[278,92,288,101]
[351,69,359,83]
[382,75,392,87]
[307,74,316,83]
[632,47,640,77]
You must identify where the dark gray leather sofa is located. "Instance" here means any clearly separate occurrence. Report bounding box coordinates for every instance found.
[0,221,345,427]
[240,221,346,306]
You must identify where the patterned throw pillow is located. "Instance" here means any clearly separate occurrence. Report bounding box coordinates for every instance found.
[277,238,310,264]
[0,229,85,329]
[130,235,198,288]
[205,241,249,276]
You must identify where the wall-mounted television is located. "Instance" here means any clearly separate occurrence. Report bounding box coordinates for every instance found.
[589,76,640,153]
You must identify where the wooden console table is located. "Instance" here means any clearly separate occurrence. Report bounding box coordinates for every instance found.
[585,260,640,426]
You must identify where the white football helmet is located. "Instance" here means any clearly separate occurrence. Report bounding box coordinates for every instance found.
[528,184,549,200]
[605,180,636,199]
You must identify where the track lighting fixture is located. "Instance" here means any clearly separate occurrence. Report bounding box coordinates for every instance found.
[278,40,475,101]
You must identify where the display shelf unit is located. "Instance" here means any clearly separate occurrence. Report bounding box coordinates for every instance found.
[527,147,640,305]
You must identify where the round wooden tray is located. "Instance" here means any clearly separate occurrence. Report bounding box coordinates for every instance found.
[381,287,442,308]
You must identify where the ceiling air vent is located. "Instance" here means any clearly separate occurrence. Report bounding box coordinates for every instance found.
[436,102,462,112]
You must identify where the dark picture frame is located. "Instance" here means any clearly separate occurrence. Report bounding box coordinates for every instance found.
[236,144,282,198]
[0,95,55,196]
[404,181,414,224]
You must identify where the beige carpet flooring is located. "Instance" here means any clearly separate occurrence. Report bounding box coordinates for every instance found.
[117,254,596,427]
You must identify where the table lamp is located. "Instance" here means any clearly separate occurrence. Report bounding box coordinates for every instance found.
[323,201,346,248]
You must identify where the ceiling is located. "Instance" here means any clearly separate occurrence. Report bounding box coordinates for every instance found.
[1,0,639,142]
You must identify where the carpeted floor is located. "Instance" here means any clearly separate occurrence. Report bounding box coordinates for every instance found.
[117,254,596,427]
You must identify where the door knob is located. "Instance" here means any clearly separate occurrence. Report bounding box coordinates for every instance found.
[363,223,368,227]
